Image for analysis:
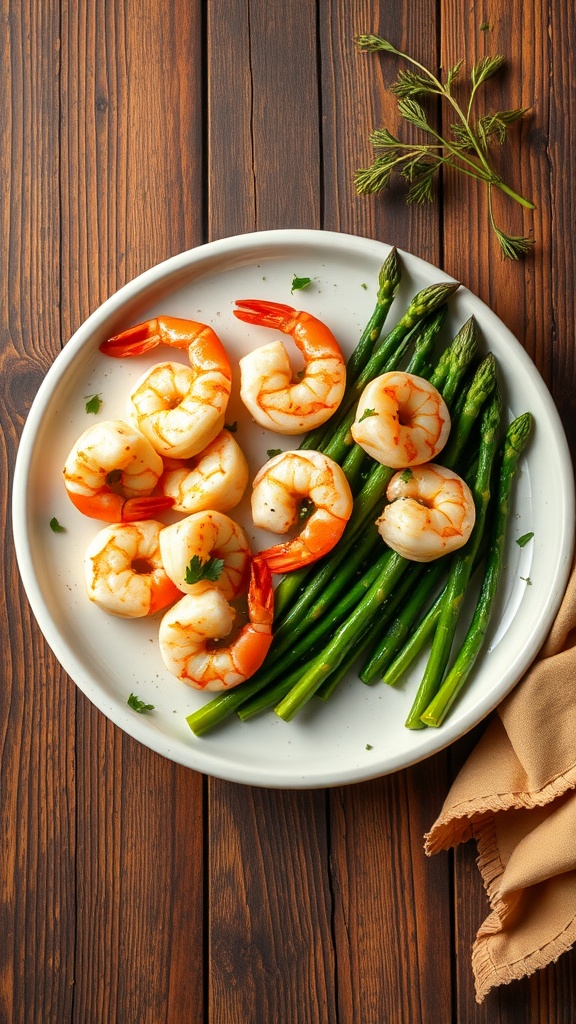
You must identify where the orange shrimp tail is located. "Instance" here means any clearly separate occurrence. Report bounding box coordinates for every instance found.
[248,556,275,626]
[234,626,274,680]
[66,489,174,523]
[147,576,182,615]
[233,299,296,330]
[258,514,346,574]
[100,316,220,358]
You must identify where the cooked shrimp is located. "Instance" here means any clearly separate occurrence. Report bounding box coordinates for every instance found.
[84,520,181,617]
[234,299,346,434]
[158,557,274,690]
[63,419,174,522]
[251,450,353,573]
[159,429,249,514]
[100,317,232,459]
[159,511,251,601]
[376,463,476,562]
[351,371,451,468]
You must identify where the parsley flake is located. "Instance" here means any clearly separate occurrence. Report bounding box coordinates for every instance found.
[400,468,414,483]
[267,448,282,459]
[359,408,377,422]
[85,393,102,414]
[291,275,312,293]
[127,693,155,713]
[184,555,224,586]
[366,743,373,750]
[49,517,65,533]
[516,532,534,548]
[520,576,532,585]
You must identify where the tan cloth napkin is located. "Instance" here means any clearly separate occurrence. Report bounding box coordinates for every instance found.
[425,562,576,1002]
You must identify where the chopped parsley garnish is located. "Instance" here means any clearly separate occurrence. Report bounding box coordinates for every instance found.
[358,407,377,422]
[127,693,155,713]
[291,275,312,293]
[400,468,414,483]
[516,532,534,548]
[267,448,282,459]
[520,576,532,585]
[49,517,65,533]
[85,393,102,414]
[184,555,224,585]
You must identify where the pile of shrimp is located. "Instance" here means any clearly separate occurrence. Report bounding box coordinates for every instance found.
[63,303,352,691]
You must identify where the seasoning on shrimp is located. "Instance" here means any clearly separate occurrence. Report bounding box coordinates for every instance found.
[376,463,475,562]
[100,316,232,459]
[234,299,346,434]
[159,429,249,514]
[84,520,181,617]
[251,449,353,573]
[158,557,274,691]
[63,419,174,522]
[351,371,451,468]
[159,511,251,601]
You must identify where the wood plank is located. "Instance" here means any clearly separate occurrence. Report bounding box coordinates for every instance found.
[1,2,77,1022]
[208,785,337,1022]
[331,759,452,1024]
[58,3,206,1022]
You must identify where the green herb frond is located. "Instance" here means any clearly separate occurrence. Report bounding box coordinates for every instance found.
[471,54,506,88]
[390,68,436,98]
[396,98,433,133]
[477,108,527,148]
[445,58,465,90]
[493,226,535,260]
[355,34,401,55]
[369,127,400,149]
[354,157,396,194]
[405,165,438,204]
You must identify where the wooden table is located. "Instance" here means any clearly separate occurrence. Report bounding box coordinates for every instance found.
[4,2,575,1021]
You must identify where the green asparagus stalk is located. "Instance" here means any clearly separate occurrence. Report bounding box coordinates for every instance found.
[360,558,448,683]
[274,552,410,721]
[421,412,533,727]
[344,247,402,383]
[404,392,502,729]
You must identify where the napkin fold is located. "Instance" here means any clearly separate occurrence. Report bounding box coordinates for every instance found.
[425,559,576,1002]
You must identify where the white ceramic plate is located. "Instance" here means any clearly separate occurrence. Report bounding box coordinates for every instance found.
[13,229,575,788]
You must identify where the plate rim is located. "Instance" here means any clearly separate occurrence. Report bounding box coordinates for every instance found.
[12,228,576,788]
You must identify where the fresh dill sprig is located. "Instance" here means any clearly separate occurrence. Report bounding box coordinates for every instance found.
[354,34,535,259]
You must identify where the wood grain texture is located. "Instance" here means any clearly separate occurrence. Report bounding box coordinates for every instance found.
[1,3,76,1023]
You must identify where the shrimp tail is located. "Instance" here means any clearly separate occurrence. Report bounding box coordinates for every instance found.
[100,316,209,357]
[258,512,347,575]
[66,489,174,523]
[249,555,275,626]
[233,299,296,330]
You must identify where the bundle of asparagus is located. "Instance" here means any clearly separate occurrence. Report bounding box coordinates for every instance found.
[186,249,532,737]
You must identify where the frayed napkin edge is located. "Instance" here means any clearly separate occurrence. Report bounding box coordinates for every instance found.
[424,761,576,856]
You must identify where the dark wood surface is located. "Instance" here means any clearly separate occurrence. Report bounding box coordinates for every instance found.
[3,1,575,1021]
